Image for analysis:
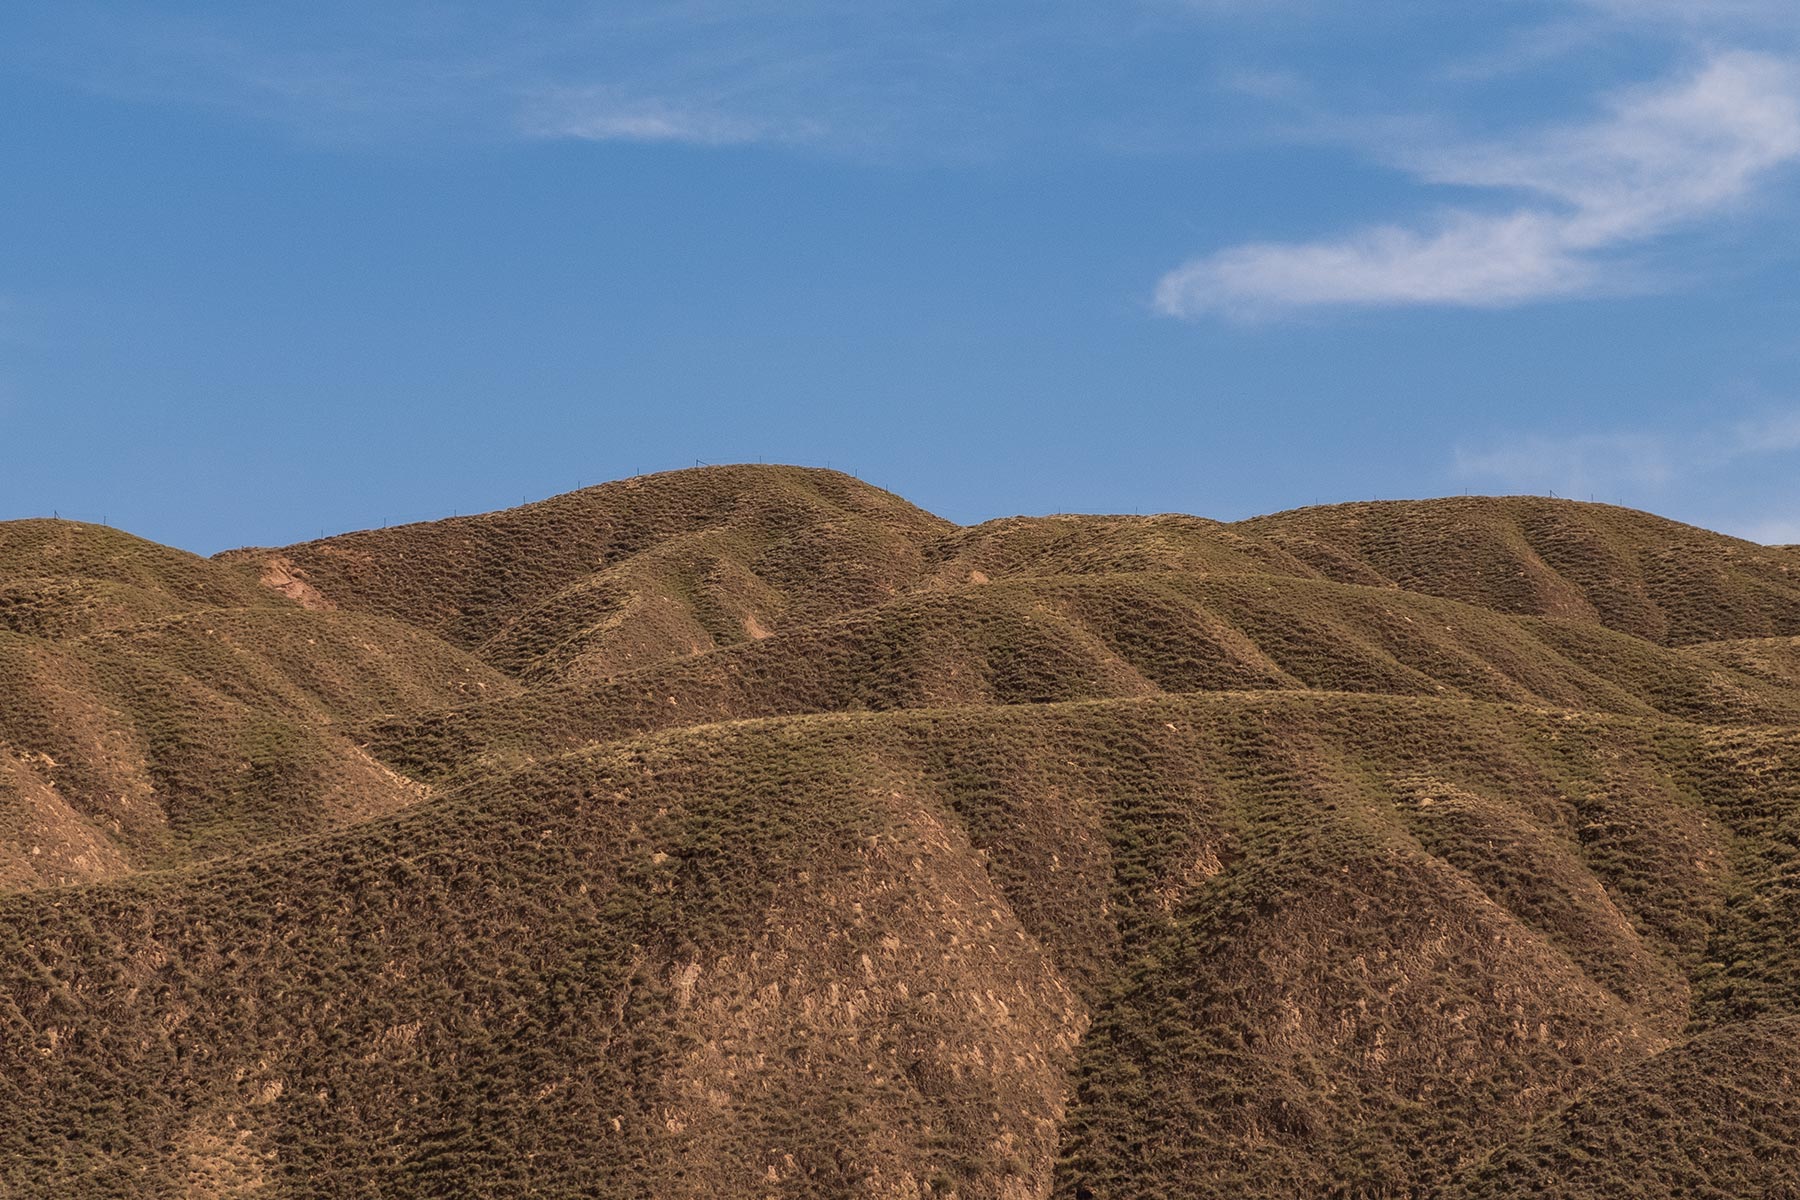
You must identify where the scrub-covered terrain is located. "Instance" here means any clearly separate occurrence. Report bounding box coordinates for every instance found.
[5,465,1800,1198]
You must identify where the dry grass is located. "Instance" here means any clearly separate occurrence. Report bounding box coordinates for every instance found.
[2,466,1799,1198]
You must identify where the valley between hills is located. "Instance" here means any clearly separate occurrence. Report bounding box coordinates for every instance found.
[4,464,1800,1198]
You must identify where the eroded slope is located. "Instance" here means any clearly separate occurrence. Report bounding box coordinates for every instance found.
[2,696,1798,1198]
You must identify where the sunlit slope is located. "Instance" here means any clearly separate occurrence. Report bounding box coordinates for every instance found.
[0,523,515,889]
[920,512,1317,585]
[3,695,1799,1198]
[361,572,1800,787]
[0,704,1093,1199]
[5,467,1800,1198]
[1443,1015,1800,1200]
[1239,496,1800,644]
[221,465,952,681]
[0,520,282,639]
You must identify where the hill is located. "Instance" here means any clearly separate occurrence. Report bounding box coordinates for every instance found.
[219,465,951,682]
[0,522,514,889]
[3,465,1800,1198]
[1239,497,1800,644]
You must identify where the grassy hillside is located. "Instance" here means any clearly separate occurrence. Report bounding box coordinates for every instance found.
[3,465,1800,1198]
[1443,1015,1800,1199]
[1240,497,1800,644]
[4,696,1800,1198]
[358,572,1800,790]
[220,466,951,682]
[0,525,514,889]
[0,520,282,639]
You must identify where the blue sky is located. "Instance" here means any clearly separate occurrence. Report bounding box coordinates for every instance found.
[5,1,1800,552]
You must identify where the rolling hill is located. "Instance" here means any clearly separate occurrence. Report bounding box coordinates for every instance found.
[4,464,1800,1198]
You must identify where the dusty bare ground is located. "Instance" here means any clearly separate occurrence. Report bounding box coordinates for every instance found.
[257,556,336,611]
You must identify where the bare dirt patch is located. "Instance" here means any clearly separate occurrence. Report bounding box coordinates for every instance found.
[257,556,336,611]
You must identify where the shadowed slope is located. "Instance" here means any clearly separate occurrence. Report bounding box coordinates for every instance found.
[1444,1016,1800,1200]
[0,615,512,888]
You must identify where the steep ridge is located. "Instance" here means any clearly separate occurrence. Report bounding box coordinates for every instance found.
[2,465,1800,1199]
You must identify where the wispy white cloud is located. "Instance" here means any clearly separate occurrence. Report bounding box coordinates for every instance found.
[1157,211,1603,314]
[1157,51,1800,319]
[1453,408,1800,512]
[1453,431,1675,496]
[7,2,1167,157]
[518,90,799,146]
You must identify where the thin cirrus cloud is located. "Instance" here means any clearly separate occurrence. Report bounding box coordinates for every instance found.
[1155,51,1800,320]
[9,2,1151,155]
[517,90,791,146]
[1452,410,1800,504]
[1451,409,1800,546]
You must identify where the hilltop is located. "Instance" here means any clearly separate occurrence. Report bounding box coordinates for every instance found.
[3,464,1800,1198]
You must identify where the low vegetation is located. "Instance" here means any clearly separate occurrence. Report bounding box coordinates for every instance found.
[3,465,1799,1198]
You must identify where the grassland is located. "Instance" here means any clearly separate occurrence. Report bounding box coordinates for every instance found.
[3,465,1800,1198]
